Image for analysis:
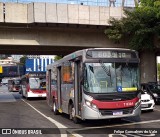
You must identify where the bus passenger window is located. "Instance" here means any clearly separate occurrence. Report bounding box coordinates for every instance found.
[62,61,73,84]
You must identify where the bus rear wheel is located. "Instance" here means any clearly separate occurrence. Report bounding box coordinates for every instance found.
[69,104,80,124]
[52,99,59,115]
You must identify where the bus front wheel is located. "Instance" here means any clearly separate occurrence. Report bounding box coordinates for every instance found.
[52,99,59,115]
[69,104,80,124]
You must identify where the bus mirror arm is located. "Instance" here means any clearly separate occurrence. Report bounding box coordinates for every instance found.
[80,69,84,86]
[80,77,84,85]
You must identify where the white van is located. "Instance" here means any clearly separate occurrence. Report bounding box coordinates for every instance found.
[1,78,10,85]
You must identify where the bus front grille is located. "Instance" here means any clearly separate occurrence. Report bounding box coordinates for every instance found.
[99,107,134,116]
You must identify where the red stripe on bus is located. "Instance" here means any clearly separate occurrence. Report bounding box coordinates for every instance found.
[92,97,139,109]
[29,89,46,94]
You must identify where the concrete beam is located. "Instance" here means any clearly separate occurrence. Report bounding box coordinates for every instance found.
[89,6,99,25]
[46,3,57,23]
[140,51,157,83]
[28,3,34,23]
[1,2,126,25]
[110,7,123,19]
[79,5,89,24]
[68,4,78,24]
[0,27,125,48]
[5,3,27,23]
[34,3,46,23]
[99,7,110,25]
[57,4,68,23]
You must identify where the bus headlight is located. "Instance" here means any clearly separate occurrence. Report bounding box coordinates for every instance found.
[85,100,91,107]
[85,100,98,111]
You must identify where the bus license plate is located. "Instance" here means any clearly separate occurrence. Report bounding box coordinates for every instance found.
[38,95,42,97]
[113,111,123,115]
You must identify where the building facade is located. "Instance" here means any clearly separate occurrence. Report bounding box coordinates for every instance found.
[25,58,54,73]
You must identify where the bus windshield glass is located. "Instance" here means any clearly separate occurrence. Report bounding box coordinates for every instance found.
[84,62,139,93]
[14,80,21,85]
[29,78,40,89]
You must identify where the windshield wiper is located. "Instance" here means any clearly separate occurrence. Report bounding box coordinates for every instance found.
[99,60,112,86]
[34,78,39,83]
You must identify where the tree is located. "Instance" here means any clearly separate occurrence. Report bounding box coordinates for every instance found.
[157,63,160,82]
[104,0,160,51]
[54,55,63,61]
[20,55,28,65]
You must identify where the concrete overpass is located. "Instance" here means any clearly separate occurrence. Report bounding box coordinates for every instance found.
[0,2,128,54]
[0,2,158,83]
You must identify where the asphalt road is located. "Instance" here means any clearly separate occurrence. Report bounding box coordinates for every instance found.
[0,85,160,137]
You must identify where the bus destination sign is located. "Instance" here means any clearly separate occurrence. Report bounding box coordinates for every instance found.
[28,73,46,78]
[87,50,135,59]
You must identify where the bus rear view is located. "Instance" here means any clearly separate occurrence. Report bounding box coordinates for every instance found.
[46,48,141,123]
[8,78,21,92]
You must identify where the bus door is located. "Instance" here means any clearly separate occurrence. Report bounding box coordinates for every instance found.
[47,70,52,106]
[21,78,27,97]
[57,67,62,112]
[74,60,82,117]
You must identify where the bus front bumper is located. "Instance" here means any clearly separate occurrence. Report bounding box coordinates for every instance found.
[82,104,141,120]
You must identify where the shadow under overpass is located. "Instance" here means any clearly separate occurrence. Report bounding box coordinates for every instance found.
[0,45,89,56]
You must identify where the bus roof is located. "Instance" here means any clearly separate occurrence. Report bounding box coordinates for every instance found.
[47,48,138,70]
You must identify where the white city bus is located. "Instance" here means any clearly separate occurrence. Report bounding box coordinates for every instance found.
[46,48,141,123]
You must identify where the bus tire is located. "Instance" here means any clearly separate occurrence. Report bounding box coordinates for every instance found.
[52,99,59,115]
[69,104,80,124]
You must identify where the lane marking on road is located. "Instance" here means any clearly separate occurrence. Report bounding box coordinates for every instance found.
[21,99,160,136]
[71,119,160,132]
[22,99,83,137]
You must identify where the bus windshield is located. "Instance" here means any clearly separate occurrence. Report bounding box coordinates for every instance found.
[84,62,139,93]
[14,80,21,85]
[29,78,40,89]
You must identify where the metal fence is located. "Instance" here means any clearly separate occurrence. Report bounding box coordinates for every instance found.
[0,0,136,7]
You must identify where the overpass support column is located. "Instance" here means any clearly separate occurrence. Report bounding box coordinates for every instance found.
[139,50,157,83]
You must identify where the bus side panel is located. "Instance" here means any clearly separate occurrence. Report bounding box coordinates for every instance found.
[61,84,67,113]
[46,70,51,106]
[61,63,68,113]
[62,84,74,114]
[60,62,75,114]
[57,67,62,111]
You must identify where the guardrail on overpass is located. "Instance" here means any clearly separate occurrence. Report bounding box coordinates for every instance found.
[0,0,136,7]
[0,1,136,25]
